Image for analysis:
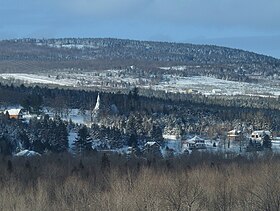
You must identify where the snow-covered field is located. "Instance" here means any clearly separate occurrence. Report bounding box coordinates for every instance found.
[1,72,280,97]
[154,75,280,97]
[0,73,79,86]
[43,108,91,125]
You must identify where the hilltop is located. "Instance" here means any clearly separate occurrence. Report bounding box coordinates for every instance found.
[0,38,280,82]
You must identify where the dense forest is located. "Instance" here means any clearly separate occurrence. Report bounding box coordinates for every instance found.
[1,83,280,156]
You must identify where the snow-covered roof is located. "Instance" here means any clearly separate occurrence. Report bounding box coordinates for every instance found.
[227,129,241,136]
[93,94,100,111]
[189,135,204,142]
[228,129,241,134]
[185,140,196,144]
[4,108,22,116]
[15,150,41,157]
[145,142,159,147]
[252,130,270,135]
[163,134,177,140]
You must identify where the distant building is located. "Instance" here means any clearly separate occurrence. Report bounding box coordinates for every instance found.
[94,93,101,111]
[2,109,23,119]
[182,140,196,150]
[227,129,242,142]
[246,130,272,151]
[187,89,199,94]
[182,136,206,150]
[212,89,222,94]
[91,93,101,122]
[251,130,271,142]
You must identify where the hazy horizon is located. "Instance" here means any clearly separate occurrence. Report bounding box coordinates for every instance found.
[1,0,280,59]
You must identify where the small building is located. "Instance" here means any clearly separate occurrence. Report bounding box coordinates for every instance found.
[212,89,222,94]
[246,130,272,150]
[190,136,206,149]
[227,129,242,141]
[182,136,206,150]
[3,109,23,119]
[91,93,101,122]
[182,140,196,150]
[187,89,199,94]
[251,130,271,142]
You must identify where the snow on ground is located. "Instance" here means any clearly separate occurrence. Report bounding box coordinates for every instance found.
[271,138,280,153]
[43,108,91,125]
[164,140,182,153]
[1,72,280,97]
[0,74,70,85]
[154,76,280,97]
[159,66,187,71]
[163,137,280,155]
[163,134,178,140]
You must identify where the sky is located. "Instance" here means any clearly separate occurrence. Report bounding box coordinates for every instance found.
[1,0,280,58]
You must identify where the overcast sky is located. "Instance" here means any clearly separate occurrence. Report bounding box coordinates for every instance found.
[1,0,280,58]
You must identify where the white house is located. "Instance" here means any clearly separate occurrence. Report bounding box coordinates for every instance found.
[182,136,206,150]
[251,130,271,142]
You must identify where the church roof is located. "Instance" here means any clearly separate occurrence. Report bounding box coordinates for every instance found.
[93,93,100,111]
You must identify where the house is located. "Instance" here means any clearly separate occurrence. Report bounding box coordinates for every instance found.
[227,129,242,141]
[245,130,272,151]
[190,136,206,149]
[182,136,206,150]
[142,142,162,157]
[212,89,222,94]
[251,130,271,142]
[187,89,199,94]
[2,109,23,119]
[182,140,196,150]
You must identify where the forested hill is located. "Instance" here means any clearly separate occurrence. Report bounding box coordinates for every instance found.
[0,38,280,79]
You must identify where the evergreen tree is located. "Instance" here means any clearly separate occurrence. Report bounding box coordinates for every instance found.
[128,134,137,147]
[73,126,93,155]
[262,134,272,148]
[150,124,163,143]
[0,135,12,156]
[19,130,31,150]
[50,119,68,153]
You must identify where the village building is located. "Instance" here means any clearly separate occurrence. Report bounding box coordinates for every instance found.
[181,135,206,150]
[2,108,23,119]
[227,129,242,142]
[91,93,101,122]
[182,140,196,150]
[212,89,222,94]
[246,130,272,151]
[187,89,199,94]
[251,130,271,142]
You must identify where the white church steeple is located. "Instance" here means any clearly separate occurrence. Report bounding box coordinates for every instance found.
[91,93,101,123]
[94,93,100,111]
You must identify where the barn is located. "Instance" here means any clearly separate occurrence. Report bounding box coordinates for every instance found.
[3,109,23,119]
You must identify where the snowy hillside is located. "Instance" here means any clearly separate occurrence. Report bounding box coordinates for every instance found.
[1,72,280,98]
